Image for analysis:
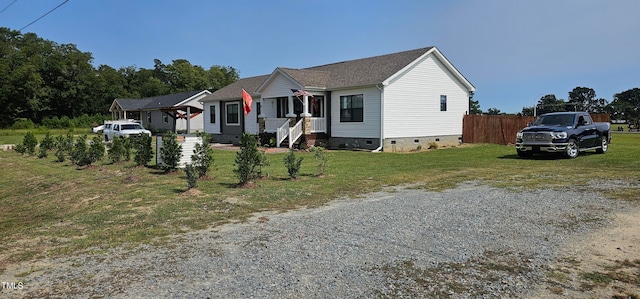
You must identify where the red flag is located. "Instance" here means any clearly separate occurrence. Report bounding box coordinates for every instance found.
[242,88,252,116]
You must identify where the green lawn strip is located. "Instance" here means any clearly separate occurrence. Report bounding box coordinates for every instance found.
[0,133,638,270]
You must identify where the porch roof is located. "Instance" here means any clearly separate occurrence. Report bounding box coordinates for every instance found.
[111,90,208,111]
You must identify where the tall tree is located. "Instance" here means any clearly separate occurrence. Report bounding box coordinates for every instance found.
[469,98,482,114]
[567,86,608,113]
[536,94,566,115]
[609,88,640,123]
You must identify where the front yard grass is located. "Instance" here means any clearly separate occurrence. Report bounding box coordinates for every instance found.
[0,133,639,272]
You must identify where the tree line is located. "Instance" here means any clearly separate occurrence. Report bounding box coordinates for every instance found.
[471,86,640,123]
[0,27,239,128]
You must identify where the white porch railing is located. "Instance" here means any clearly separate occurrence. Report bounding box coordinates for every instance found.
[289,119,303,149]
[265,118,290,133]
[309,117,326,133]
[276,120,290,148]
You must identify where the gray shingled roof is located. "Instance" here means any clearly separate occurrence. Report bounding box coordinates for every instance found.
[200,75,270,102]
[204,46,472,102]
[115,90,205,110]
[302,46,434,88]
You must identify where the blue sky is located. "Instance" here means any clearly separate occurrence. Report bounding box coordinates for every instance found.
[1,0,638,113]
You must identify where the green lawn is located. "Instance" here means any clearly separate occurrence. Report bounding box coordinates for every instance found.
[0,132,638,270]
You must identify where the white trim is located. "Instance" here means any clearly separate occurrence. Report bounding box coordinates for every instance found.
[339,93,365,123]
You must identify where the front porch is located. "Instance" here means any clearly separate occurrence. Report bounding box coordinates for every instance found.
[257,93,327,148]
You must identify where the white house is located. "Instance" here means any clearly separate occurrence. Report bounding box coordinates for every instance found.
[109,90,211,133]
[200,47,475,151]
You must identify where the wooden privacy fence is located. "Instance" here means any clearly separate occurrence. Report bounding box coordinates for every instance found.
[462,114,611,145]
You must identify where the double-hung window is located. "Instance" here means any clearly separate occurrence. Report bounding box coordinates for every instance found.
[226,103,239,125]
[440,95,447,112]
[340,94,363,122]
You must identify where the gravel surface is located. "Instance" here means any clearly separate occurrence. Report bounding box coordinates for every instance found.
[15,182,632,298]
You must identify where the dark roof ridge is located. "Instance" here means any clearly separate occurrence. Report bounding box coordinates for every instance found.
[303,46,434,70]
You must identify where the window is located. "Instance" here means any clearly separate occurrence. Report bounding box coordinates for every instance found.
[276,97,288,118]
[162,113,168,123]
[209,105,216,124]
[440,95,447,112]
[340,94,363,122]
[256,102,261,123]
[146,111,151,124]
[311,96,324,117]
[226,103,239,125]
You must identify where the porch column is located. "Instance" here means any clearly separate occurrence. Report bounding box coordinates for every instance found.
[286,95,295,117]
[186,106,191,133]
[301,95,311,117]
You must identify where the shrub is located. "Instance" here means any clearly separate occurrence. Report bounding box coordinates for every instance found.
[234,133,261,185]
[283,149,303,179]
[70,135,88,166]
[257,150,270,178]
[38,132,55,158]
[11,118,36,130]
[184,163,198,189]
[428,141,439,149]
[18,132,38,156]
[108,136,126,163]
[309,146,331,176]
[160,132,182,173]
[191,132,214,178]
[123,138,133,161]
[86,136,105,166]
[134,133,153,166]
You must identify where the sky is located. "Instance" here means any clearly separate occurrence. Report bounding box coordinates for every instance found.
[1,0,638,113]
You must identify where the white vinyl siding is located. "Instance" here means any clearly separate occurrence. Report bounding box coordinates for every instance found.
[204,102,220,134]
[383,52,469,138]
[259,73,299,99]
[245,100,259,134]
[331,87,380,138]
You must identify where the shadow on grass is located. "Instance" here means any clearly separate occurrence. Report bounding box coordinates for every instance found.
[499,153,567,160]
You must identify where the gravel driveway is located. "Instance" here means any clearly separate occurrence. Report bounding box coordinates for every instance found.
[16,182,632,298]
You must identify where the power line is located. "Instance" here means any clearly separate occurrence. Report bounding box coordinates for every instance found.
[0,0,18,15]
[19,0,69,31]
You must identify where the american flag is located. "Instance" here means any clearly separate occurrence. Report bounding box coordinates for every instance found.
[291,89,313,98]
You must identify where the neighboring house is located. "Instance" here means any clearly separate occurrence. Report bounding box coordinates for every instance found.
[109,90,211,133]
[200,46,475,151]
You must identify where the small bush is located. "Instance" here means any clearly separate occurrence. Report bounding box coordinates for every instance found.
[283,149,303,179]
[191,132,214,178]
[257,150,269,178]
[11,118,36,130]
[18,132,38,156]
[234,133,261,185]
[54,135,67,162]
[86,136,105,165]
[309,146,331,176]
[184,163,198,189]
[428,141,439,149]
[159,132,182,173]
[134,134,153,166]
[38,132,55,158]
[108,137,126,164]
[70,135,88,166]
[123,138,133,161]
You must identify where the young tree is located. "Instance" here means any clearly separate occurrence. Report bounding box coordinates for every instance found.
[54,134,72,162]
[37,132,55,158]
[86,136,105,166]
[191,132,214,178]
[134,133,154,166]
[283,149,304,179]
[184,163,198,190]
[160,132,182,172]
[16,132,38,156]
[234,133,261,185]
[70,135,88,166]
[108,136,126,163]
[309,146,331,176]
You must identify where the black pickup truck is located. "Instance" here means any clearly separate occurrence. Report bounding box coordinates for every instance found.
[515,112,611,158]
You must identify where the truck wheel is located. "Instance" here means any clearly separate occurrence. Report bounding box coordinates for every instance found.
[564,139,579,159]
[595,136,608,154]
[517,150,533,158]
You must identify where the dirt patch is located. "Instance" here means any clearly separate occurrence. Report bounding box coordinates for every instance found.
[534,207,640,298]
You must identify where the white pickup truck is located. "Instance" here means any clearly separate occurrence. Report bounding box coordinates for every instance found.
[103,120,152,142]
